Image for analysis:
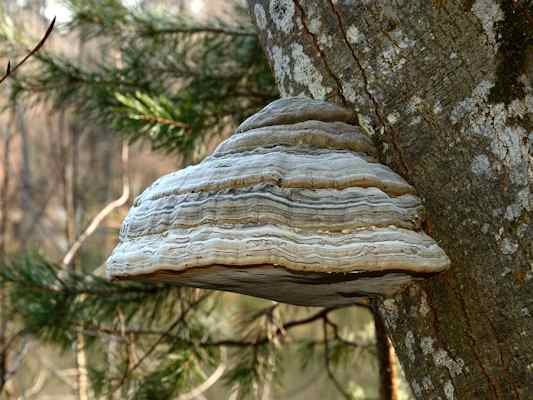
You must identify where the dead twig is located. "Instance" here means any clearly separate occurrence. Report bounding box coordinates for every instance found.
[323,318,353,400]
[177,350,227,400]
[62,143,129,267]
[324,316,371,348]
[16,369,47,400]
[0,17,55,85]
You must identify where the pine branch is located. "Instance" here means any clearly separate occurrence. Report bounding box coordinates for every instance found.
[136,115,191,130]
[1,252,376,397]
[0,255,182,339]
[75,305,373,349]
[5,2,277,159]
[110,292,212,395]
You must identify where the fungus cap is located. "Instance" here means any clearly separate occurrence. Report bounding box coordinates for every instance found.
[106,97,450,307]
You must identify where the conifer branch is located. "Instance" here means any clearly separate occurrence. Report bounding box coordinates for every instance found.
[136,115,191,131]
[111,292,212,394]
[77,311,375,350]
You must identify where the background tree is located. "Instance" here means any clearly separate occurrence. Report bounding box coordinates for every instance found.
[246,0,532,398]
[0,1,412,399]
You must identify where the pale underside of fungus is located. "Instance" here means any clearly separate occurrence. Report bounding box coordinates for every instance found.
[106,97,450,307]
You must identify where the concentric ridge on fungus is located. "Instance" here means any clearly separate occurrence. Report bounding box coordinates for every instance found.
[106,97,450,307]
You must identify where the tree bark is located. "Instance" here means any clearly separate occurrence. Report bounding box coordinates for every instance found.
[247,0,532,398]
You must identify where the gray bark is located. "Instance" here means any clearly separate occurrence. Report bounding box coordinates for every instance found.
[247,0,532,398]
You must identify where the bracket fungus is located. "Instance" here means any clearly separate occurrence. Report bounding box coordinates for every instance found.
[106,97,450,307]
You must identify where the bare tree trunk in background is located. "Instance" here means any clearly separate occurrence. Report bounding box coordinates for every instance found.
[74,335,89,400]
[248,1,532,398]
[61,109,89,400]
[71,37,90,400]
[373,308,398,400]
[0,118,14,396]
[70,127,89,400]
[16,105,33,250]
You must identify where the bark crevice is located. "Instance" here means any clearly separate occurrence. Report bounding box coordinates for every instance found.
[451,282,502,399]
[324,0,381,119]
[323,0,413,177]
[292,0,348,106]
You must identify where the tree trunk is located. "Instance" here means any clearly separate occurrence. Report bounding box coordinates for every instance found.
[0,119,14,395]
[16,105,33,249]
[374,308,398,400]
[247,1,532,398]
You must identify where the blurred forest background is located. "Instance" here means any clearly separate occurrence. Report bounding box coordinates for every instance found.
[0,1,413,399]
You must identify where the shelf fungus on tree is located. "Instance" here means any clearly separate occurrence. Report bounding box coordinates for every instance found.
[106,97,450,307]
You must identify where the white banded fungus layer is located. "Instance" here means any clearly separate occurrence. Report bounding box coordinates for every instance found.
[106,97,450,307]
